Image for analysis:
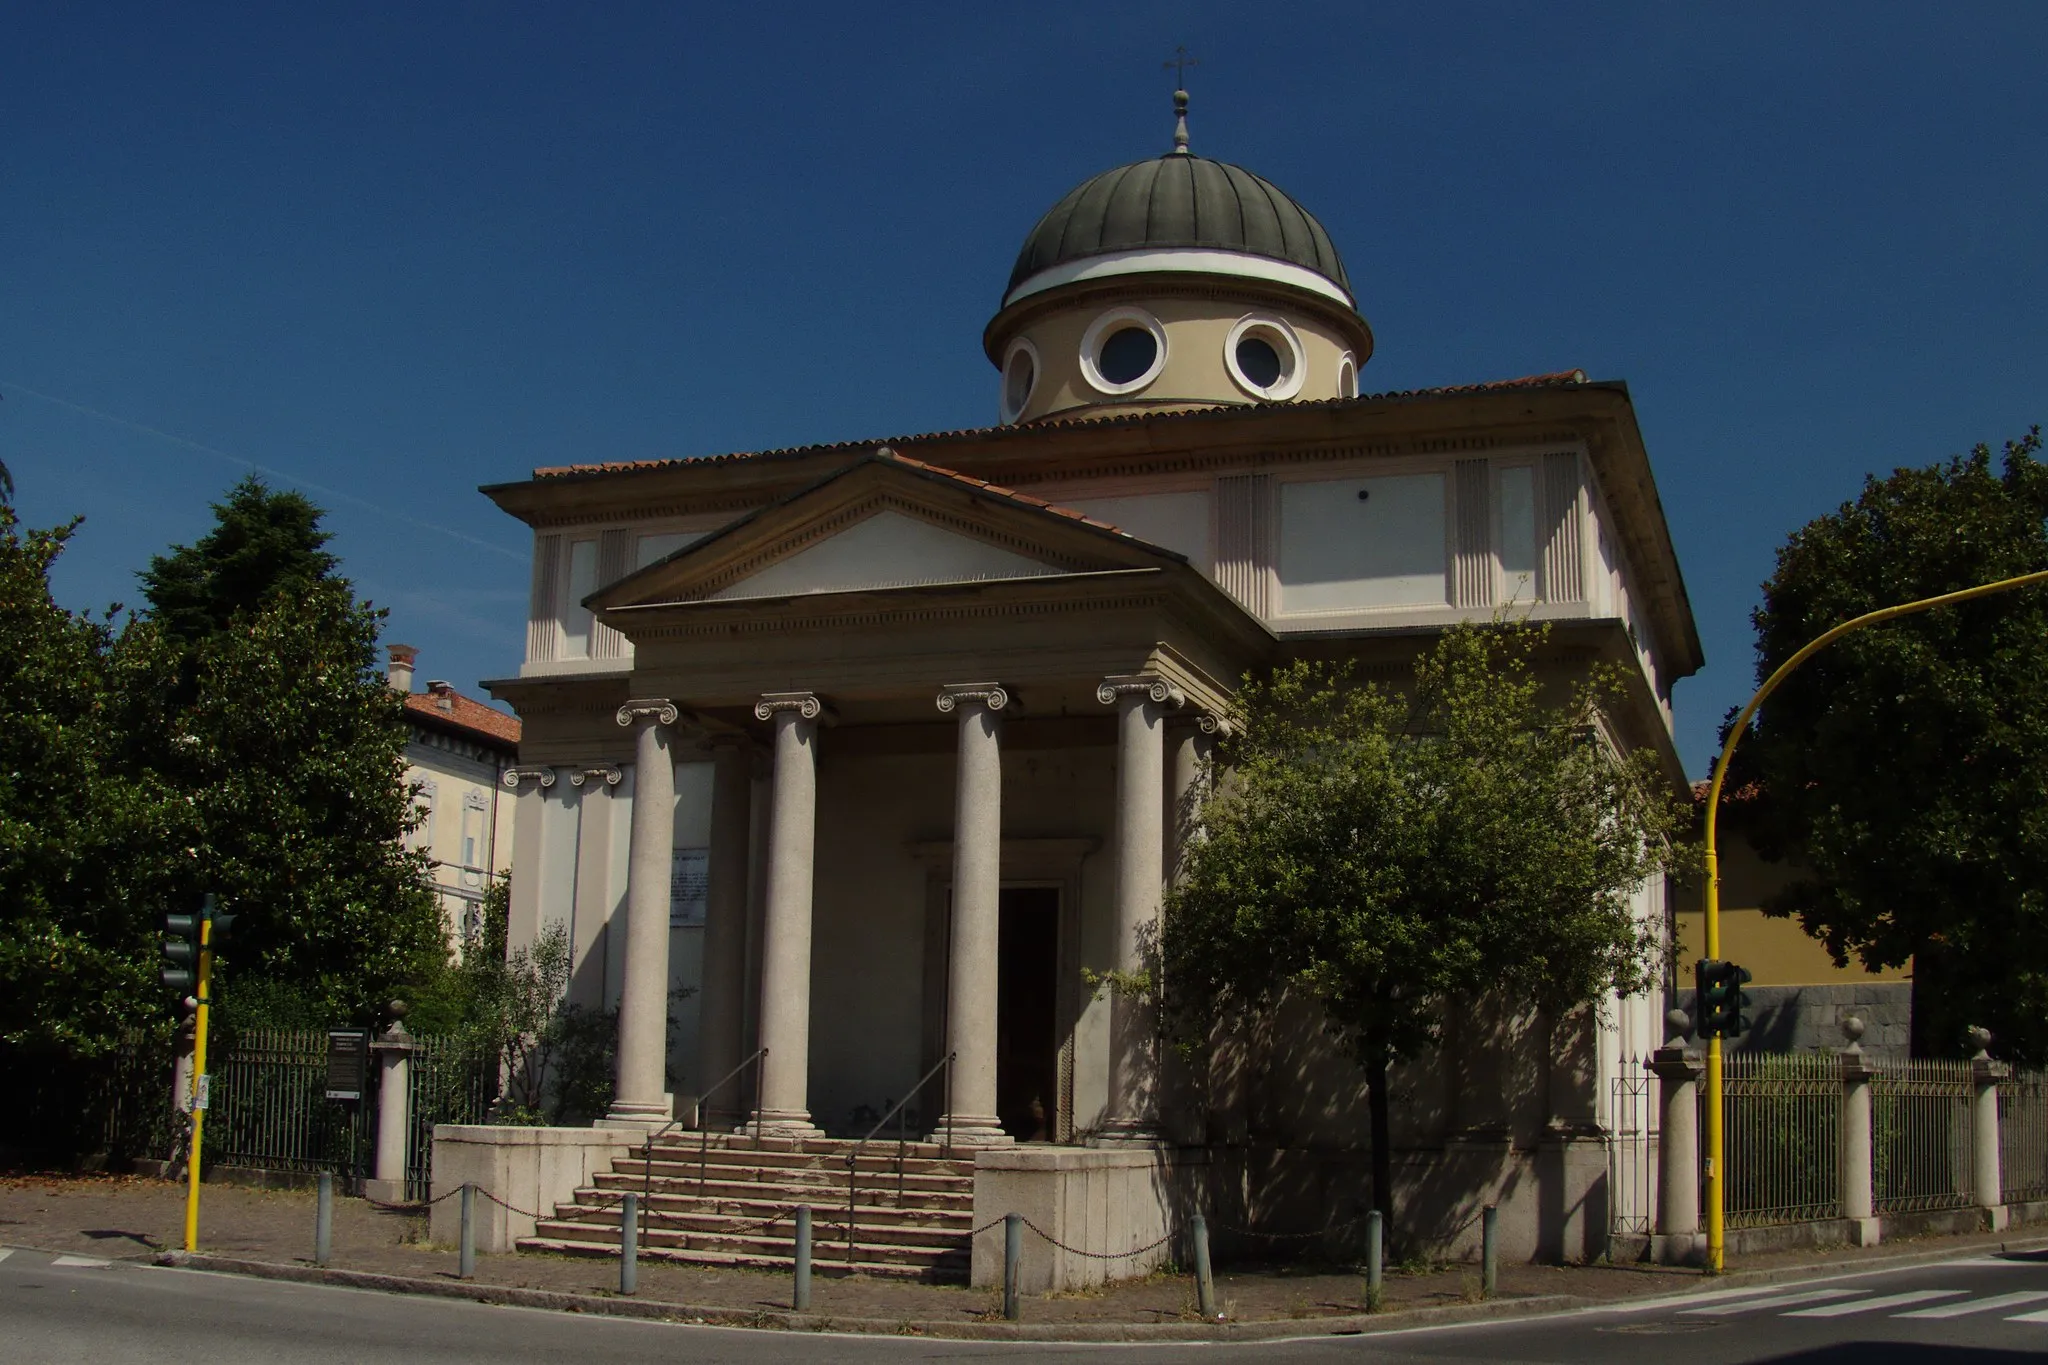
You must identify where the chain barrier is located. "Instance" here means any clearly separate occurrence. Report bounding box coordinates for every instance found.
[1207,1210,1369,1241]
[1018,1217,1173,1261]
[363,1184,468,1215]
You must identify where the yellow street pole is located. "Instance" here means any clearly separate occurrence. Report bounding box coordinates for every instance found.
[1702,566,2048,1273]
[183,907,213,1253]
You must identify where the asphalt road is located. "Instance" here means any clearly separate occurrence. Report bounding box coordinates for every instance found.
[4,1244,2046,1364]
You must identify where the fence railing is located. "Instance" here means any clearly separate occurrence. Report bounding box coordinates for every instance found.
[1717,1053,1841,1228]
[207,1029,372,1180]
[2001,1072,2048,1204]
[404,1034,501,1201]
[1608,1057,1654,1236]
[1873,1059,1974,1215]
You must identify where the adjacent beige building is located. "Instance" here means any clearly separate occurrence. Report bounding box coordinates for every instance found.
[466,99,1706,1262]
[388,645,519,946]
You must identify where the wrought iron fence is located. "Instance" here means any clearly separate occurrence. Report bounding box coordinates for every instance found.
[1873,1059,1973,1215]
[1718,1052,1840,1227]
[206,1029,370,1181]
[1608,1056,1655,1236]
[2000,1071,2048,1204]
[404,1034,500,1200]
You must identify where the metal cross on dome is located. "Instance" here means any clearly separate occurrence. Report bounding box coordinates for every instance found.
[1164,46,1198,154]
[1164,44,1199,88]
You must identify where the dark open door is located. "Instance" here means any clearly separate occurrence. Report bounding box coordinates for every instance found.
[996,887,1059,1142]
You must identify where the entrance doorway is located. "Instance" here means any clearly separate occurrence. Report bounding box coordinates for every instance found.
[996,887,1059,1142]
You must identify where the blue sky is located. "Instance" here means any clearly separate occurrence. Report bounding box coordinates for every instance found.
[5,3,2043,775]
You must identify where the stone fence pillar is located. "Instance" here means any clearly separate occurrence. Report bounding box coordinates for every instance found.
[1970,1026,2008,1229]
[1649,1034,1703,1264]
[1839,1016,1879,1246]
[365,1020,415,1202]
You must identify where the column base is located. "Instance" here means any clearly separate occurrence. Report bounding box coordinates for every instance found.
[1983,1205,2012,1232]
[930,1115,1012,1149]
[1846,1216,1882,1247]
[742,1109,824,1141]
[1088,1118,1165,1147]
[598,1095,675,1135]
[1649,1231,1706,1266]
[362,1177,407,1204]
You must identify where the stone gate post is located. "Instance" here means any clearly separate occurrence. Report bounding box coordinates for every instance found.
[1649,1016,1703,1264]
[1839,1016,1879,1246]
[365,1018,415,1202]
[1969,1026,2008,1230]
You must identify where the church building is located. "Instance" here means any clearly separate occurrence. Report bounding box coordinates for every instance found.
[457,93,1703,1274]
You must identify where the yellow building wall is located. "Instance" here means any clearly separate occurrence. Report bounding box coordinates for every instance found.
[1672,813,1909,987]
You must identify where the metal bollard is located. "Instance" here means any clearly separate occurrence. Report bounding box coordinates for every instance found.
[793,1205,812,1311]
[314,1172,333,1267]
[1481,1204,1498,1299]
[1191,1213,1217,1319]
[458,1184,476,1280]
[620,1193,639,1295]
[1003,1213,1022,1321]
[1364,1209,1383,1311]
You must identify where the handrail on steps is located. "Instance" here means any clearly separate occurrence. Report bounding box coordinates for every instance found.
[842,1051,954,1269]
[633,1047,769,1213]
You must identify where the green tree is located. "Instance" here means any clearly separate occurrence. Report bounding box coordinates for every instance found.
[1735,429,2048,1061]
[0,506,171,1053]
[132,478,447,1022]
[1162,623,1690,1225]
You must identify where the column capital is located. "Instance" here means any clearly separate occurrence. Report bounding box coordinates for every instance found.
[755,691,824,722]
[501,765,557,790]
[568,765,623,788]
[1194,709,1233,736]
[615,697,680,728]
[936,682,1012,715]
[1096,673,1185,709]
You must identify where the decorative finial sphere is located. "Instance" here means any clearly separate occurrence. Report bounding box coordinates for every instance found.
[1840,1014,1866,1043]
[1666,1008,1692,1039]
[386,999,410,1021]
[1967,1025,1994,1054]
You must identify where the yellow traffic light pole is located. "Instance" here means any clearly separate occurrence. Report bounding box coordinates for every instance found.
[1702,566,2048,1272]
[184,908,213,1253]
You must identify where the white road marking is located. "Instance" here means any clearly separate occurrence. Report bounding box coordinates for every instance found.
[2004,1306,2048,1324]
[1678,1288,1866,1315]
[49,1255,113,1268]
[0,1249,12,1263]
[1784,1289,1969,1317]
[1896,1291,2048,1319]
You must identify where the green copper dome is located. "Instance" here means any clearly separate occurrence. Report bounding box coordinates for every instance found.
[1005,153,1352,302]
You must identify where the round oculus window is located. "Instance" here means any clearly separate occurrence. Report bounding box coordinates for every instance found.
[1223,315,1306,401]
[1001,341,1038,422]
[1078,307,1168,395]
[1098,327,1158,386]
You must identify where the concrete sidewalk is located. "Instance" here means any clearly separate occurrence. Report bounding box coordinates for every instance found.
[4,1172,2041,1340]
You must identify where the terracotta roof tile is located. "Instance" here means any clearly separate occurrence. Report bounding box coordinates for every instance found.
[877,449,1127,535]
[405,687,522,748]
[530,370,1592,480]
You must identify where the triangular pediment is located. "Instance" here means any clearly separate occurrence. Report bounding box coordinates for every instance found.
[707,508,1063,601]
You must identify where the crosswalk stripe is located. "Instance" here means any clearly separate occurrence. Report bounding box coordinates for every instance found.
[1896,1291,2048,1319]
[2005,1307,2048,1324]
[1784,1289,1969,1317]
[0,1249,12,1264]
[48,1255,112,1269]
[1678,1288,1866,1316]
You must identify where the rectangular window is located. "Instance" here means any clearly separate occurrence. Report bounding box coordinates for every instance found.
[1497,465,1538,602]
[1278,473,1447,613]
[561,539,600,657]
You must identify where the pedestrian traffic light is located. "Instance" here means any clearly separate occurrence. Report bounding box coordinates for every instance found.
[160,911,201,992]
[1696,958,1753,1039]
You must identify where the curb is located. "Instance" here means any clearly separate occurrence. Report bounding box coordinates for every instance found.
[150,1252,1580,1342]
[136,1232,2048,1343]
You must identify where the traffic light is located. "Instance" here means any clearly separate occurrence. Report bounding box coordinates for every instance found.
[1696,958,1753,1039]
[160,911,201,992]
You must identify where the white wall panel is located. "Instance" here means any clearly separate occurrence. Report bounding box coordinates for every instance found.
[1278,473,1448,613]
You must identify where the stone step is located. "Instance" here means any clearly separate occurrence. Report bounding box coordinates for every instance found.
[585,1177,975,1215]
[627,1145,977,1180]
[529,1220,967,1270]
[644,1134,969,1162]
[557,1193,972,1237]
[598,1165,973,1200]
[516,1235,965,1281]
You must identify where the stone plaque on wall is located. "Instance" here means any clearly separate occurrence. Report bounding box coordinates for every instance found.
[670,846,708,927]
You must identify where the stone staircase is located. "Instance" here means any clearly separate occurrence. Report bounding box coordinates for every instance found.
[517,1134,977,1281]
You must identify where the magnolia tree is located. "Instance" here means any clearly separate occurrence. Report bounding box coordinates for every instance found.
[1161,623,1692,1224]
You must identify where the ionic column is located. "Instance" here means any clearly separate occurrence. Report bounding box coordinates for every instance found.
[935,684,1013,1146]
[1165,713,1222,883]
[753,692,825,1138]
[1097,673,1182,1142]
[696,737,753,1127]
[606,699,679,1127]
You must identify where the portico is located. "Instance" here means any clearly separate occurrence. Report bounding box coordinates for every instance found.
[549,450,1260,1145]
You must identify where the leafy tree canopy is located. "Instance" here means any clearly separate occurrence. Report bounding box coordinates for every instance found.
[1163,623,1690,1220]
[1735,428,2048,1061]
[140,476,338,647]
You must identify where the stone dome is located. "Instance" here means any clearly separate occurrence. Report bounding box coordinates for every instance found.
[1005,153,1352,304]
